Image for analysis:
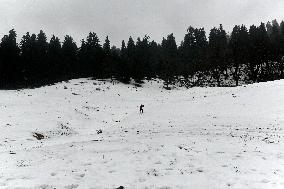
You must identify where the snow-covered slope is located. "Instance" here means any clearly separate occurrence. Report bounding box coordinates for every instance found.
[1,79,284,189]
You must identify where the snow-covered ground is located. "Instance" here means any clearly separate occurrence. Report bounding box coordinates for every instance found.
[1,79,284,189]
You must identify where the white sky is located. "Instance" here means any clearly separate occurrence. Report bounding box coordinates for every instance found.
[0,0,284,46]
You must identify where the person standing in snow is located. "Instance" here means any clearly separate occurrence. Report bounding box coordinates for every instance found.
[140,104,144,114]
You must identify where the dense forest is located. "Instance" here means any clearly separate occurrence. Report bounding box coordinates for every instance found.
[1,19,284,89]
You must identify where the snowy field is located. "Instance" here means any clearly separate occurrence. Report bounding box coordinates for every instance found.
[1,79,284,189]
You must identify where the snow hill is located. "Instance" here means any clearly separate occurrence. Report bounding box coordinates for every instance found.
[0,79,284,189]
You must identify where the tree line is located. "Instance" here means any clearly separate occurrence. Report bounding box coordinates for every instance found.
[0,19,284,89]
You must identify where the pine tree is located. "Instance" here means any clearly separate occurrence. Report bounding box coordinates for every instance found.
[0,29,20,86]
[148,40,160,78]
[160,33,178,89]
[208,25,228,86]
[133,35,151,82]
[35,30,48,81]
[103,36,113,79]
[62,35,78,77]
[47,35,62,79]
[248,25,260,82]
[269,20,282,79]
[127,36,136,79]
[279,21,284,78]
[194,28,208,72]
[78,39,88,76]
[266,21,273,36]
[229,25,249,86]
[270,20,281,61]
[117,40,131,83]
[37,30,48,57]
[259,22,271,80]
[248,23,271,81]
[103,36,110,54]
[179,26,196,78]
[20,32,32,82]
[85,32,103,77]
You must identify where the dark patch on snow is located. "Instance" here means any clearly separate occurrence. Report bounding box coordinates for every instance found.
[33,132,45,140]
[72,93,80,96]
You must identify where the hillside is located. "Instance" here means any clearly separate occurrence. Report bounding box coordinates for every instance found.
[1,79,284,189]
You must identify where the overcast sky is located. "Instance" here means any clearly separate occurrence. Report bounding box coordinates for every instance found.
[0,0,284,46]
